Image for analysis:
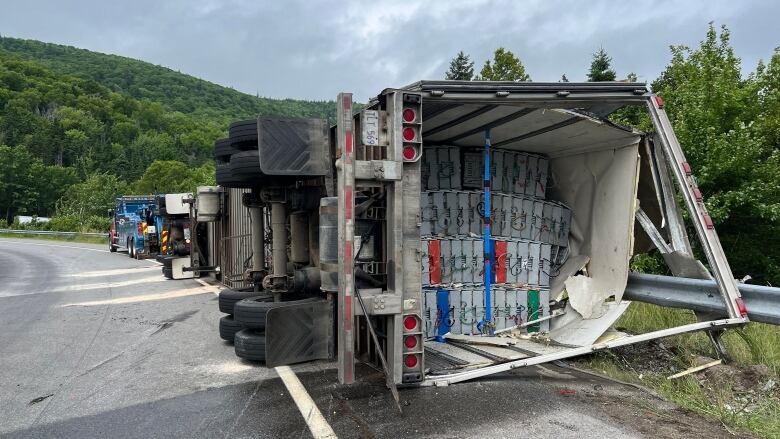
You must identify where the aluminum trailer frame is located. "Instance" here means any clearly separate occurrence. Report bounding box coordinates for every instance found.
[334,81,750,387]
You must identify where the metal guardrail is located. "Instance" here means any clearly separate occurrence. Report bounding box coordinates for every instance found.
[625,272,780,325]
[0,229,108,238]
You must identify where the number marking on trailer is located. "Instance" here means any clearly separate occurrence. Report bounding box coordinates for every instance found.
[362,110,380,146]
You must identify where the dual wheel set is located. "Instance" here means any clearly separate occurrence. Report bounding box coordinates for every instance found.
[217,289,284,362]
[214,120,265,188]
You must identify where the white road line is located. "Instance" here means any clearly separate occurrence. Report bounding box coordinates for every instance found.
[69,266,162,278]
[195,278,222,296]
[54,275,165,292]
[0,239,108,253]
[275,366,338,439]
[61,284,220,306]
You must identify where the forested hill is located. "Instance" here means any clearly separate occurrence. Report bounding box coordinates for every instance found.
[0,46,226,221]
[0,37,335,123]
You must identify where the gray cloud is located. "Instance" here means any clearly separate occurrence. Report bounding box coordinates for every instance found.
[1,0,777,102]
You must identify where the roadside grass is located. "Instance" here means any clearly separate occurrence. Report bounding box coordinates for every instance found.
[579,302,780,438]
[618,302,780,374]
[0,232,107,246]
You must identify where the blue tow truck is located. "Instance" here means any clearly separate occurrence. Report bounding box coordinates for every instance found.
[108,195,159,259]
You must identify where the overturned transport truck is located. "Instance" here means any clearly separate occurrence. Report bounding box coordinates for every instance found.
[208,81,761,389]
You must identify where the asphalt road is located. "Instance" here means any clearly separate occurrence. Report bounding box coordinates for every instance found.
[0,238,737,439]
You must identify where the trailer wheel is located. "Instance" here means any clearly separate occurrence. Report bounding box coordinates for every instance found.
[162,267,173,279]
[214,138,238,163]
[230,150,262,180]
[216,163,246,188]
[159,256,174,268]
[219,315,244,342]
[234,329,266,362]
[218,289,266,314]
[127,238,135,258]
[228,119,258,149]
[233,297,279,329]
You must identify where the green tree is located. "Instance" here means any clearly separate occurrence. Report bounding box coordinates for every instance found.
[133,160,215,194]
[587,48,617,81]
[134,160,193,194]
[445,51,474,80]
[33,164,78,216]
[754,48,780,149]
[476,48,530,81]
[0,145,41,222]
[653,24,780,284]
[57,173,128,218]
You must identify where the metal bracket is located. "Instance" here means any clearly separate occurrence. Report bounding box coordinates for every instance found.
[355,160,403,181]
[635,207,671,254]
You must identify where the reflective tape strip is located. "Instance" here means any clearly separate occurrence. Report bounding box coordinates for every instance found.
[345,187,353,219]
[495,240,507,283]
[429,240,441,284]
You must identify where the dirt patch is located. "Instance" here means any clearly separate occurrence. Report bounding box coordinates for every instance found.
[693,355,775,394]
[595,339,682,375]
[583,391,749,439]
[582,340,779,438]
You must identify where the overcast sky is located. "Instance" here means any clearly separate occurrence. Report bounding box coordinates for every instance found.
[1,0,777,102]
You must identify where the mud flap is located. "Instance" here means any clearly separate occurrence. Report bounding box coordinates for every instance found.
[265,299,334,367]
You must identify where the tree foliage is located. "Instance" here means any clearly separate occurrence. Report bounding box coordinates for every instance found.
[652,24,780,284]
[57,173,128,218]
[133,160,215,194]
[0,37,336,124]
[587,48,617,81]
[445,51,474,80]
[0,145,77,222]
[476,48,530,81]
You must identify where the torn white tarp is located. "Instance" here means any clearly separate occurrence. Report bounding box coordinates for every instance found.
[548,144,640,319]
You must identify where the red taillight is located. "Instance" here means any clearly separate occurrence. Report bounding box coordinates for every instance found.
[693,187,703,202]
[403,108,416,123]
[703,214,714,229]
[403,316,417,331]
[403,146,417,161]
[404,335,418,349]
[654,95,664,108]
[402,127,416,141]
[735,298,748,317]
[404,354,418,368]
[682,162,692,175]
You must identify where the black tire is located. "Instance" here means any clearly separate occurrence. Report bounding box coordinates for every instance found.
[216,163,247,188]
[214,138,237,162]
[162,267,173,279]
[234,329,266,362]
[109,238,117,253]
[230,150,262,179]
[229,119,258,149]
[159,256,174,268]
[219,289,265,314]
[128,238,134,258]
[233,296,280,329]
[219,315,243,342]
[231,296,319,328]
